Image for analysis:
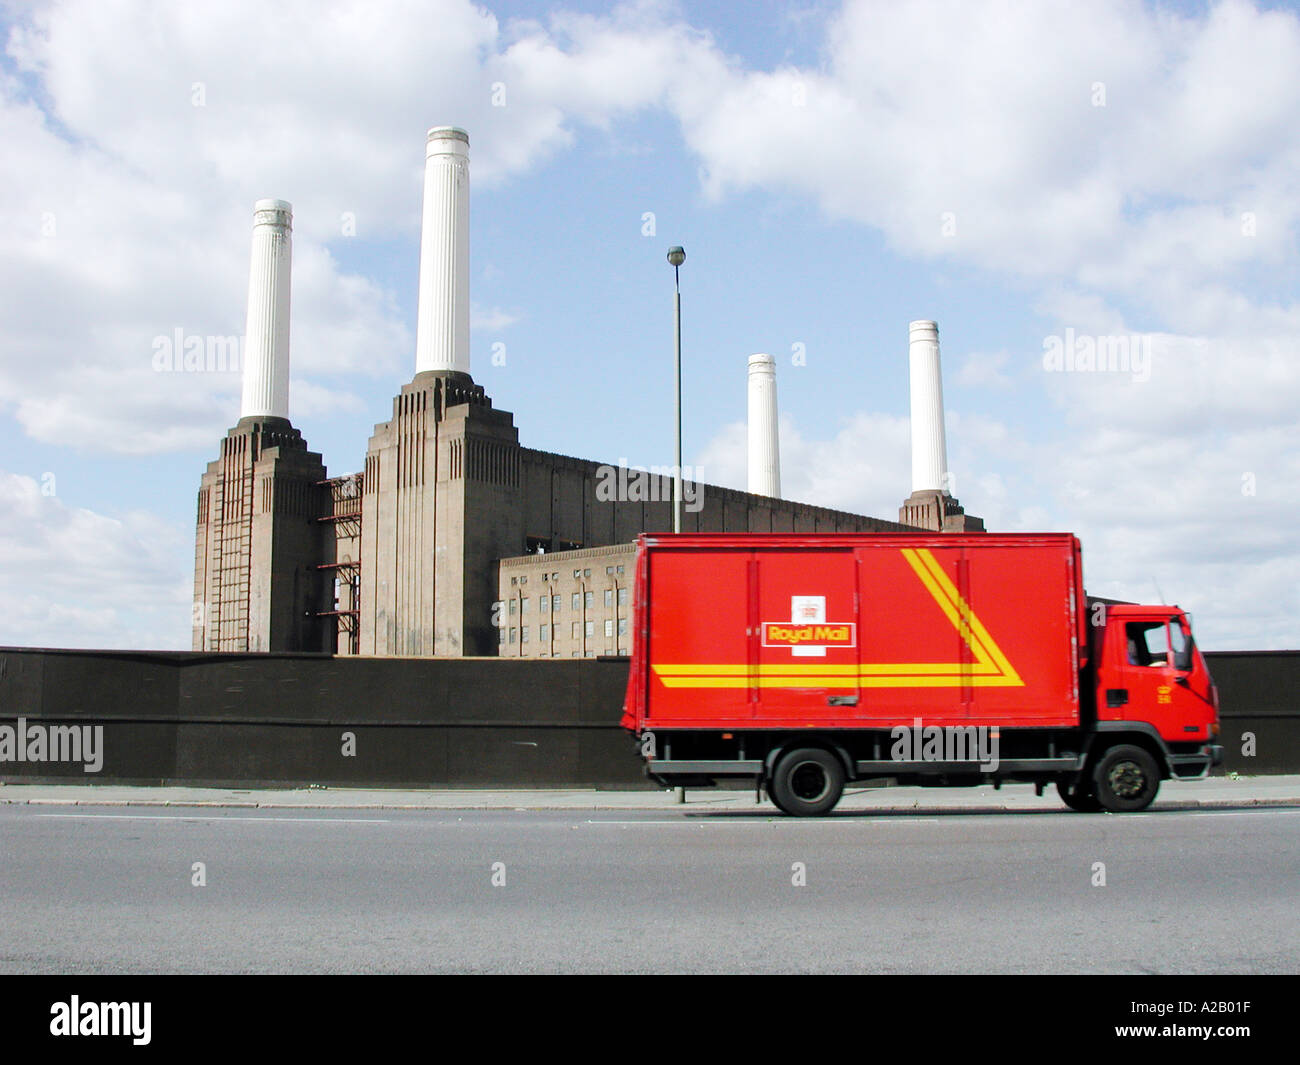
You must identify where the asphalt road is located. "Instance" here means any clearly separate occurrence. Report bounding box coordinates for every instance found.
[1,805,1296,974]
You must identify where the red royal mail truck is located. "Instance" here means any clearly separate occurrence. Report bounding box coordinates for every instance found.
[620,532,1222,815]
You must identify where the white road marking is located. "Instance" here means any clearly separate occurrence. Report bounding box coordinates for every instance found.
[582,817,941,825]
[36,813,390,823]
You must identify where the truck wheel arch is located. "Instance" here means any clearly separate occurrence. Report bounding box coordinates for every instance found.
[1088,722,1172,779]
[763,738,855,784]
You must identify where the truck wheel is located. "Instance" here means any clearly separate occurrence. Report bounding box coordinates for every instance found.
[771,748,844,816]
[1092,745,1160,812]
[1056,780,1102,812]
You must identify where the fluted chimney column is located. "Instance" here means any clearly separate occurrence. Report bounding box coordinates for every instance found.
[747,353,781,498]
[240,199,292,419]
[908,319,948,494]
[414,126,471,376]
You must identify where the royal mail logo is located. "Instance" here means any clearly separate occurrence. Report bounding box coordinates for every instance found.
[762,622,856,648]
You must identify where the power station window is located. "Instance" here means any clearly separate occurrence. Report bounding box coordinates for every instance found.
[540,597,549,613]
[552,595,560,612]
[618,589,628,606]
[604,589,613,607]
[540,624,549,640]
[509,627,517,644]
[606,566,614,575]
[509,600,517,615]
[584,569,592,577]
[499,628,505,645]
[571,623,580,639]
[584,591,594,608]
[521,627,529,643]
[604,620,614,637]
[521,597,530,613]
[572,593,581,611]
[618,619,627,636]
[616,566,624,575]
[585,621,594,637]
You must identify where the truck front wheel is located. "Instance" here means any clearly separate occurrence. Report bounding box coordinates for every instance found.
[1092,745,1160,812]
[770,748,845,816]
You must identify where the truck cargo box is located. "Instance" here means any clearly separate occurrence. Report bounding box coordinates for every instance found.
[622,532,1087,732]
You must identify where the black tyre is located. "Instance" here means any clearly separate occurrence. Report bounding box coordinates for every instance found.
[770,748,845,816]
[1092,745,1160,812]
[1056,779,1102,812]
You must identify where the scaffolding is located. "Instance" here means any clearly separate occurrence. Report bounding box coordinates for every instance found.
[314,474,363,654]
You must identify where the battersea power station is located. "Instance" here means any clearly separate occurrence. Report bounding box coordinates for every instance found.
[192,126,982,660]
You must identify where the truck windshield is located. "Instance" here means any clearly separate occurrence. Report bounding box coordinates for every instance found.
[1170,616,1193,672]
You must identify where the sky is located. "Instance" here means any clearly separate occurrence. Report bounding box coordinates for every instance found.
[0,0,1298,652]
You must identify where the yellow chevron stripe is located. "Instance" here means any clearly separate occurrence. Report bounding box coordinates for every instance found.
[654,662,1001,676]
[656,675,1027,689]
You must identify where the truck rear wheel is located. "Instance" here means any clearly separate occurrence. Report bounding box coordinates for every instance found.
[1056,779,1102,812]
[770,748,844,816]
[1092,745,1160,812]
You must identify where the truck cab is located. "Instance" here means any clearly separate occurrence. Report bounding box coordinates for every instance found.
[1091,603,1221,779]
[1052,602,1223,813]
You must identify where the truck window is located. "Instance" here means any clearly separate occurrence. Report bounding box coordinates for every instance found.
[1126,621,1168,667]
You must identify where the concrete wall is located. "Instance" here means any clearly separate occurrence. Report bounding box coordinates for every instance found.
[3,647,1292,787]
[1204,651,1300,774]
[0,648,641,788]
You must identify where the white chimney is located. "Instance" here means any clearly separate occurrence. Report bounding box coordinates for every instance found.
[414,126,471,376]
[908,320,949,495]
[747,353,781,498]
[239,199,292,420]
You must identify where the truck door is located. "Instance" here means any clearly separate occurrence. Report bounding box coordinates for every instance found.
[1106,616,1178,732]
[752,549,860,725]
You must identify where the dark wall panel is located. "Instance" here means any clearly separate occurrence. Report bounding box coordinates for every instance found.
[0,648,644,788]
[1,648,1295,787]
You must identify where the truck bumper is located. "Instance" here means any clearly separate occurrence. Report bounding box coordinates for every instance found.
[1168,744,1223,779]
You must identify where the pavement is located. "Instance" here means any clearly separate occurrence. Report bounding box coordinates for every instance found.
[1,774,1297,813]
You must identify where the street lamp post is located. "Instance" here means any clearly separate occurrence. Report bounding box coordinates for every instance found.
[667,245,686,533]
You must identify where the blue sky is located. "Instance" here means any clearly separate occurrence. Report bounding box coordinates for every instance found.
[1,0,1298,651]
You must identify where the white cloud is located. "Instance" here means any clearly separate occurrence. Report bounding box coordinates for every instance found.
[0,470,189,649]
[671,0,1300,326]
[696,410,911,520]
[470,303,521,332]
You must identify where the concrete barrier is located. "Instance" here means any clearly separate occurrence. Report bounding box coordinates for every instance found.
[0,649,645,788]
[0,646,1294,786]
